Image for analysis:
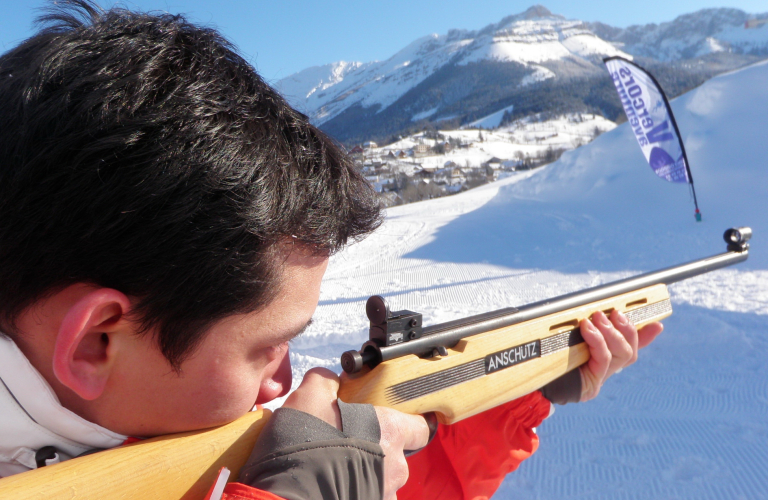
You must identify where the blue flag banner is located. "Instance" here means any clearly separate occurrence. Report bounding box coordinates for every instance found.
[604,56,701,220]
[604,57,691,184]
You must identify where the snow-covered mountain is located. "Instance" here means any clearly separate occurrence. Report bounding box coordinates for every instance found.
[588,8,768,61]
[276,58,768,500]
[276,6,768,145]
[278,6,627,127]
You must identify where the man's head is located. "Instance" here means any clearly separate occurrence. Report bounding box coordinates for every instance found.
[0,1,380,434]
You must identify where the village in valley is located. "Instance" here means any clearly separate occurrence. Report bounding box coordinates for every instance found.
[349,112,616,206]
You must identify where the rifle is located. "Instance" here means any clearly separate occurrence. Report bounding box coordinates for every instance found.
[0,227,752,499]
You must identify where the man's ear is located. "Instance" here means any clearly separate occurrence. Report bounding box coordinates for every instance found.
[53,289,132,401]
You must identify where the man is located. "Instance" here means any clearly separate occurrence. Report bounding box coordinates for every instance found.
[0,2,662,499]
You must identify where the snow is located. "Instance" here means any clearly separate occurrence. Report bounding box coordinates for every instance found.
[694,36,728,57]
[720,22,768,46]
[614,10,768,62]
[276,61,369,111]
[467,105,515,128]
[457,21,628,66]
[273,60,768,498]
[411,107,438,122]
[520,65,555,86]
[374,112,616,172]
[277,32,474,124]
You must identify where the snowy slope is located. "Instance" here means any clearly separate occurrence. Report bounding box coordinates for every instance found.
[277,60,768,498]
[276,6,628,125]
[276,61,370,108]
[466,104,515,128]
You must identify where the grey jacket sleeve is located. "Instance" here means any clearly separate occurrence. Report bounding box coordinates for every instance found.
[238,401,384,500]
[540,368,582,405]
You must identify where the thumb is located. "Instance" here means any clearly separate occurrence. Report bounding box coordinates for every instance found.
[283,367,342,429]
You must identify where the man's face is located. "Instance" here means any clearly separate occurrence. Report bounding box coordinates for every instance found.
[94,248,329,437]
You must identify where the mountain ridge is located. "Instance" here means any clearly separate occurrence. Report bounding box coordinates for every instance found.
[276,6,768,144]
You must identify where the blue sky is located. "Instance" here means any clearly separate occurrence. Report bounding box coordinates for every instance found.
[2,1,766,82]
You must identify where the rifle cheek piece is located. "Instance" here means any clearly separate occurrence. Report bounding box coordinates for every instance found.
[724,227,751,252]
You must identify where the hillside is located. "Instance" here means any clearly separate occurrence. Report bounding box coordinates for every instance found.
[275,59,768,498]
[357,112,615,206]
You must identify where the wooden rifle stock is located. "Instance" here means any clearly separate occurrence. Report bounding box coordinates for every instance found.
[338,284,669,423]
[0,409,272,499]
[0,228,751,499]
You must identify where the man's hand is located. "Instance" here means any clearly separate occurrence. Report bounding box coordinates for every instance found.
[285,367,430,500]
[579,310,663,402]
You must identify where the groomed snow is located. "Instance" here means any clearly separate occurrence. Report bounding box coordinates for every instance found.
[272,60,768,498]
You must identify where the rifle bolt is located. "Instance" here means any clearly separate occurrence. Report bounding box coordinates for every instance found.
[431,346,448,357]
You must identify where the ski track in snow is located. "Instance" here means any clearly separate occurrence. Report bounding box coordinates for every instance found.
[267,60,768,498]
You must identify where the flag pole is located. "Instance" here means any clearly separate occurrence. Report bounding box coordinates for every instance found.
[642,65,702,222]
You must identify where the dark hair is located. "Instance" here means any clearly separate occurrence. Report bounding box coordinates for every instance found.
[0,0,381,368]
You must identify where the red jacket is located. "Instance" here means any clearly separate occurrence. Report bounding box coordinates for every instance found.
[219,391,551,500]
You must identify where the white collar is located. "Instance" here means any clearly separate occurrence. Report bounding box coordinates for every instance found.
[0,334,126,477]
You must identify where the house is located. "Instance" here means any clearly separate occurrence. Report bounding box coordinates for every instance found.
[413,143,430,157]
[502,159,522,171]
[448,167,465,185]
[483,157,503,169]
[348,145,364,162]
[415,166,436,180]
[380,179,397,192]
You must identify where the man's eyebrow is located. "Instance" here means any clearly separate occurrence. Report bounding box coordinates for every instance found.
[289,318,313,342]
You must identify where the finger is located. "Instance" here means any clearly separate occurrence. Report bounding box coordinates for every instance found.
[375,407,427,499]
[382,453,408,500]
[592,311,634,374]
[637,322,664,349]
[579,318,610,400]
[283,367,341,429]
[581,317,610,379]
[609,309,639,366]
[375,407,430,452]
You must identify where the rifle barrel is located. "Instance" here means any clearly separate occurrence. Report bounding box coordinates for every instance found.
[359,247,748,368]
